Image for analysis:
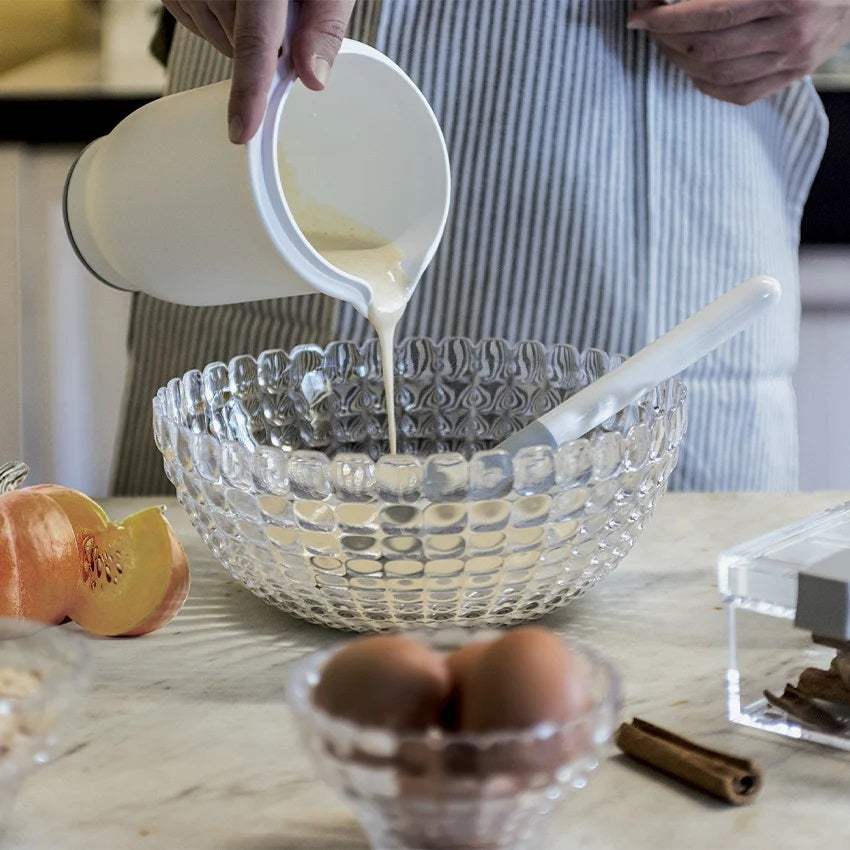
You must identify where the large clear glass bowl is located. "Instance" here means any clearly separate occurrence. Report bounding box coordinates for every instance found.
[286,627,620,850]
[153,337,687,631]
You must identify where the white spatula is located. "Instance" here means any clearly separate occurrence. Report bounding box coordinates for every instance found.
[497,275,781,453]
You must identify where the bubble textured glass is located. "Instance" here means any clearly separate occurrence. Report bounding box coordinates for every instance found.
[153,338,687,631]
[286,628,620,850]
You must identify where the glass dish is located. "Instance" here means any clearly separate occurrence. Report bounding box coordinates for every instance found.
[0,619,89,831]
[286,627,620,850]
[153,337,687,631]
[719,501,850,750]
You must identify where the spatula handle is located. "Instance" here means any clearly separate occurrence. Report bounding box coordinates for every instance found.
[498,275,781,453]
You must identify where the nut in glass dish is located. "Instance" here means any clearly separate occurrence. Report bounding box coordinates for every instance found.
[0,619,88,831]
[153,337,686,631]
[286,628,620,850]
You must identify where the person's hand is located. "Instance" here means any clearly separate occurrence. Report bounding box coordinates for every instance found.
[627,0,850,105]
[162,0,356,142]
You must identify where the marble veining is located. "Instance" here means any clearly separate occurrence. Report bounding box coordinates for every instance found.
[7,492,850,849]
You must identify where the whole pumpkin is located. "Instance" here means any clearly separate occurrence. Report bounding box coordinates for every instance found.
[0,484,190,635]
[0,489,80,622]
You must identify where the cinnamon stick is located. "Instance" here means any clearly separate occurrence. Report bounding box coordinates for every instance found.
[795,666,850,705]
[615,717,762,806]
[832,653,850,689]
[812,635,850,653]
[763,685,848,735]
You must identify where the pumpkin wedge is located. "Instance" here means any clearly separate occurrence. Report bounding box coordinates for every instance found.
[29,483,109,554]
[67,505,190,637]
[33,486,190,635]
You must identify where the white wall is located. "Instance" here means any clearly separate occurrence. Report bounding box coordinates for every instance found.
[0,147,23,466]
[796,246,850,491]
[4,145,131,497]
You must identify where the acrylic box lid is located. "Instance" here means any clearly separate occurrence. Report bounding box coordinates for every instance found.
[718,501,850,622]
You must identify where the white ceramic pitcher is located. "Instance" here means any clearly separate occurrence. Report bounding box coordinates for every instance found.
[63,39,451,317]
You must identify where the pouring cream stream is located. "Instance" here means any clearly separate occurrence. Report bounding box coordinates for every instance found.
[279,158,409,453]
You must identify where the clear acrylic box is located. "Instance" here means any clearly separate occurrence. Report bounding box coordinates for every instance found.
[718,501,850,751]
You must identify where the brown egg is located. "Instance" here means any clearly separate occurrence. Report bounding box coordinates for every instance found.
[446,639,493,684]
[459,626,590,732]
[457,627,593,774]
[313,634,451,731]
[440,639,493,731]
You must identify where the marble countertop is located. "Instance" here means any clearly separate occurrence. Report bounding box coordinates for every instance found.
[9,491,850,849]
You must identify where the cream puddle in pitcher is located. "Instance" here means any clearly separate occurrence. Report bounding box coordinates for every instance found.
[280,159,409,454]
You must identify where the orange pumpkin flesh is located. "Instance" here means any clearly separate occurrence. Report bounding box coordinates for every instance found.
[120,519,190,637]
[32,486,190,635]
[0,491,79,622]
[68,505,190,637]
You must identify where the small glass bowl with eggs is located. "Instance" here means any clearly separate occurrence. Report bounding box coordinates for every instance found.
[286,626,619,850]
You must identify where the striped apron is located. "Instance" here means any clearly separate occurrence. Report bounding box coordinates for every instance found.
[111,0,827,495]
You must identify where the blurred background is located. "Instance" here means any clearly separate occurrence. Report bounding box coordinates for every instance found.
[0,0,162,497]
[0,1,848,496]
[0,1,100,73]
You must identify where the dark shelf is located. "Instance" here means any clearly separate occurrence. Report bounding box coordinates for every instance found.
[0,95,158,145]
[802,90,850,244]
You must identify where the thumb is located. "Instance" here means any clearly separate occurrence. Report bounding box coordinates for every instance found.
[291,0,356,91]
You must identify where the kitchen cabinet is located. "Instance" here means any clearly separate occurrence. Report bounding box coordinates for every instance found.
[0,147,133,496]
[0,49,162,497]
[0,147,23,465]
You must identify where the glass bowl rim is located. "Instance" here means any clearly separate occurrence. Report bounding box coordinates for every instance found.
[152,337,688,469]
